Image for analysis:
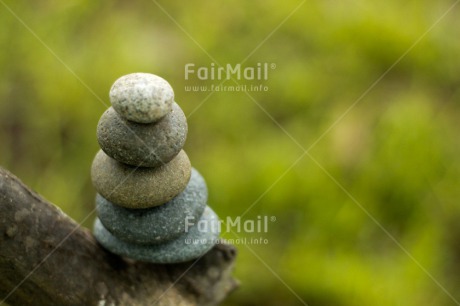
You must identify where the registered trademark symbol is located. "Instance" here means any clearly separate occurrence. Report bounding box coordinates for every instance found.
[270,216,276,222]
[270,63,276,69]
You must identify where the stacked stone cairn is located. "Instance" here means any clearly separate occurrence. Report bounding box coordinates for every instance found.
[91,73,220,263]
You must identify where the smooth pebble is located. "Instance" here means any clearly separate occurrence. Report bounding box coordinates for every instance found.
[97,103,187,167]
[110,73,174,123]
[91,150,191,208]
[93,206,220,263]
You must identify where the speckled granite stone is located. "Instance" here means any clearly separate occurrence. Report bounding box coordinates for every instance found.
[110,73,174,123]
[96,168,207,244]
[91,150,191,208]
[97,103,187,167]
[93,206,220,263]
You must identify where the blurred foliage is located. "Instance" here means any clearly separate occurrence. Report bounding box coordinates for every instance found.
[1,0,460,305]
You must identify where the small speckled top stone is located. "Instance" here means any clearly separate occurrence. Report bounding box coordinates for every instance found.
[93,206,220,263]
[110,73,174,123]
[96,168,208,244]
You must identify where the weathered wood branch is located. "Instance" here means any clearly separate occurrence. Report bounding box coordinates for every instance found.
[0,167,238,305]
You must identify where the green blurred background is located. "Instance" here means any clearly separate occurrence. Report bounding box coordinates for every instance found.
[1,0,460,305]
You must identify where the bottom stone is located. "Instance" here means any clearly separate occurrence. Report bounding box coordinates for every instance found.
[93,206,220,264]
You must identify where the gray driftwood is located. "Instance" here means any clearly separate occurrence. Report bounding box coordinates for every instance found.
[0,167,238,305]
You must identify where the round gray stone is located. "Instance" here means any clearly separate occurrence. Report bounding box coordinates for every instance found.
[91,149,191,208]
[97,103,187,167]
[93,206,220,263]
[110,73,174,123]
[96,168,207,244]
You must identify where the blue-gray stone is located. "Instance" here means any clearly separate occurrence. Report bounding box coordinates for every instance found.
[97,103,187,168]
[96,168,207,244]
[93,206,220,264]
